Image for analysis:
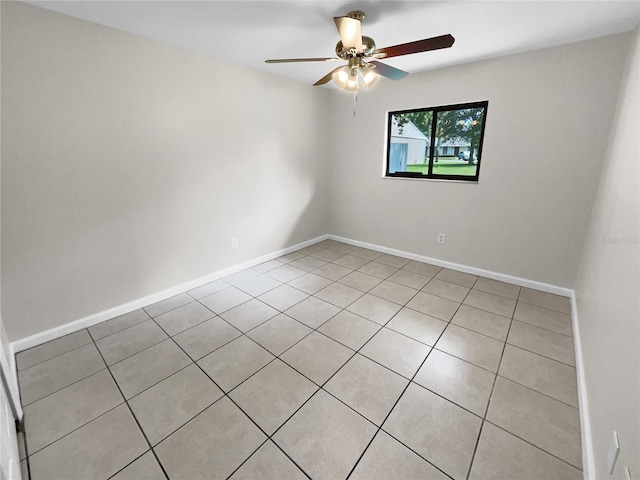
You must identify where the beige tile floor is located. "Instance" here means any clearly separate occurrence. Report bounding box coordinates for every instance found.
[15,239,583,480]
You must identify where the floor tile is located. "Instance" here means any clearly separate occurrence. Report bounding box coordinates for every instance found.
[387,269,431,290]
[266,264,307,282]
[423,279,470,303]
[375,253,410,268]
[88,309,151,341]
[296,244,324,256]
[325,354,408,425]
[357,261,399,279]
[312,262,353,281]
[186,279,229,299]
[486,377,582,468]
[383,383,482,480]
[274,390,377,480]
[351,431,449,480]
[233,274,282,297]
[29,404,148,480]
[153,301,214,336]
[109,339,191,399]
[284,296,341,329]
[197,335,274,392]
[385,307,447,346]
[220,298,279,332]
[451,305,512,341]
[514,302,573,336]
[18,343,105,405]
[16,330,92,371]
[129,364,223,445]
[361,328,431,378]
[402,260,441,277]
[318,310,381,350]
[498,345,578,406]
[315,282,363,308]
[96,320,168,366]
[224,268,261,285]
[369,280,418,305]
[229,360,317,435]
[252,259,285,273]
[287,272,334,294]
[507,320,576,366]
[469,422,582,480]
[414,349,495,417]
[277,252,306,263]
[144,293,193,318]
[347,293,402,325]
[199,286,252,314]
[173,317,241,360]
[435,324,504,372]
[332,254,370,270]
[338,271,383,292]
[110,451,166,480]
[473,277,520,300]
[406,291,460,321]
[230,441,306,480]
[258,284,309,312]
[247,314,312,356]
[464,290,516,318]
[349,247,383,261]
[280,332,354,385]
[155,397,266,479]
[519,288,572,314]
[326,242,359,254]
[24,369,123,454]
[288,255,328,272]
[434,268,478,288]
[311,248,345,262]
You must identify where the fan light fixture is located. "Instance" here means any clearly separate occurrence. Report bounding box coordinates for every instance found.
[331,64,379,91]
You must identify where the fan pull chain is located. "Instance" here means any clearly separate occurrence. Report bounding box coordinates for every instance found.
[353,90,358,117]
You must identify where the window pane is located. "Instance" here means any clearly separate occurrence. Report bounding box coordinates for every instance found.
[389,112,433,175]
[432,107,485,177]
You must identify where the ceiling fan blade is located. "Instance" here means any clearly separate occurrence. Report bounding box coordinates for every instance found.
[313,66,344,86]
[373,34,455,59]
[334,16,363,52]
[265,58,340,63]
[368,61,409,80]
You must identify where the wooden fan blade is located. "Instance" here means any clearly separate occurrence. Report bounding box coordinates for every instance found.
[334,16,363,52]
[265,58,340,63]
[313,66,344,86]
[373,34,455,59]
[368,61,409,80]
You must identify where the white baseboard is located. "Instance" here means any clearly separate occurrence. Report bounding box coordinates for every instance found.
[570,292,595,479]
[10,234,328,353]
[328,235,573,297]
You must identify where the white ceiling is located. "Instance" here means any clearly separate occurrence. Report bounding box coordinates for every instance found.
[27,1,640,86]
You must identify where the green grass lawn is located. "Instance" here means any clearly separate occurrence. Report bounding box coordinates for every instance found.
[407,160,477,176]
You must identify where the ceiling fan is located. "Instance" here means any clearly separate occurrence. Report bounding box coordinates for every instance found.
[265,11,455,92]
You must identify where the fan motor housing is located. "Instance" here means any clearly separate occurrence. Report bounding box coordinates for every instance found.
[335,36,376,59]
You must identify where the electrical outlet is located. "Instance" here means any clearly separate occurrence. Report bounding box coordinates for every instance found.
[608,431,620,475]
[231,237,239,249]
[437,233,446,244]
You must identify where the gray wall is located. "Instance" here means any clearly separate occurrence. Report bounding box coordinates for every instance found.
[1,2,331,340]
[326,34,631,288]
[574,26,640,479]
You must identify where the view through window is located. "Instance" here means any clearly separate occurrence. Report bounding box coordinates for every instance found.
[386,101,488,181]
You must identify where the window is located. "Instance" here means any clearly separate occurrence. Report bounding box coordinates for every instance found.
[386,101,488,182]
